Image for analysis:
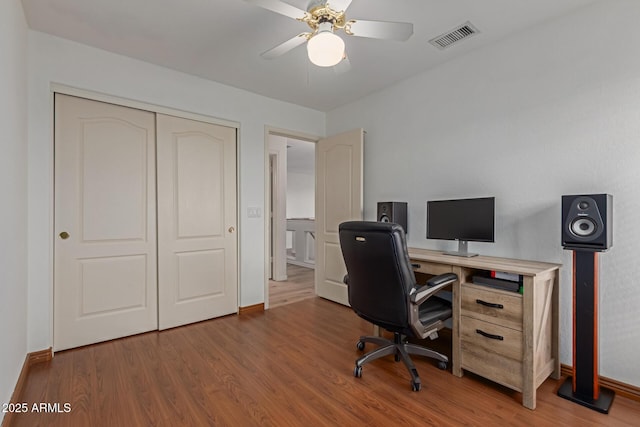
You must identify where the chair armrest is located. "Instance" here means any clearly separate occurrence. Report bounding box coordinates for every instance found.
[409,273,457,305]
[427,272,457,288]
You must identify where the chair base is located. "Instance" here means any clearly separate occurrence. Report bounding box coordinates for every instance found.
[354,333,448,391]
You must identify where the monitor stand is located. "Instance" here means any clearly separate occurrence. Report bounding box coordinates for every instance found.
[443,240,478,257]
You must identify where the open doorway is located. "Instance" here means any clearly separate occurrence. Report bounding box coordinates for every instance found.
[267,133,317,308]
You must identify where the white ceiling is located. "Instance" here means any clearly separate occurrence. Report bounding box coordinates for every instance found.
[21,0,598,111]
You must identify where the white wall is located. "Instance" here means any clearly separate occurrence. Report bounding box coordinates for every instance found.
[287,172,315,219]
[327,0,640,387]
[27,31,325,352]
[0,0,29,417]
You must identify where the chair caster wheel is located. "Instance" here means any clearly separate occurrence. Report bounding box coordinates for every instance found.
[356,340,365,351]
[411,381,421,392]
[354,365,363,378]
[438,361,447,370]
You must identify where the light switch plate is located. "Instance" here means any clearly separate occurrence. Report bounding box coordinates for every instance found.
[248,207,262,218]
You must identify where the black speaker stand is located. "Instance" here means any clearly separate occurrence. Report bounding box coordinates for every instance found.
[557,250,615,414]
[557,377,614,414]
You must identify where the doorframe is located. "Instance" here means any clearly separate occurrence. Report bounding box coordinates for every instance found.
[50,83,242,349]
[263,126,319,309]
[51,84,240,129]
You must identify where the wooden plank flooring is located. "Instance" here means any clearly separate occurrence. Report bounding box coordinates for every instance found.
[268,264,315,308]
[8,297,640,426]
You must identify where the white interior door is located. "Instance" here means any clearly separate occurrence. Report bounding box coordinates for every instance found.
[315,129,364,305]
[54,94,158,351]
[156,114,238,330]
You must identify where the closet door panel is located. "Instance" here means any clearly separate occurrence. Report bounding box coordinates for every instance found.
[54,94,158,351]
[157,114,238,330]
[175,134,224,237]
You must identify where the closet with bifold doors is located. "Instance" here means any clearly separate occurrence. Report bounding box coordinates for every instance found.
[54,94,238,351]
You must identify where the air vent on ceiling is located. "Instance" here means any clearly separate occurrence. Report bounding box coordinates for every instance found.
[429,21,479,50]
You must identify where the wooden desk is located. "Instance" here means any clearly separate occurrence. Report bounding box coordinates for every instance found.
[407,248,561,410]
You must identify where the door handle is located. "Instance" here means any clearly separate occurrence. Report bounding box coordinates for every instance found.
[228,226,235,233]
[59,231,70,240]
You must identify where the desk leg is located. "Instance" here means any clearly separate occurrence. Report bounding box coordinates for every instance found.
[522,276,536,410]
[523,388,536,410]
[552,272,561,379]
[451,270,462,377]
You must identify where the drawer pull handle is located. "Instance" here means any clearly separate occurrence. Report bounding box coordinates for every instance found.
[476,299,503,309]
[476,329,504,341]
[411,263,421,269]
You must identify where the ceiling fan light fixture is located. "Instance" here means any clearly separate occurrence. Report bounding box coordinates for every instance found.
[307,22,344,67]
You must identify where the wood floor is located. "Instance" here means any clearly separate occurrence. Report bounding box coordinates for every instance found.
[268,264,315,308]
[8,297,640,427]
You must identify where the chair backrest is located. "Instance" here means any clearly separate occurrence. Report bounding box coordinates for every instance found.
[338,221,416,332]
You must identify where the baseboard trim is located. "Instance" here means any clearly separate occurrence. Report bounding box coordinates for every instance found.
[238,303,265,315]
[28,348,53,365]
[2,348,53,427]
[560,364,640,402]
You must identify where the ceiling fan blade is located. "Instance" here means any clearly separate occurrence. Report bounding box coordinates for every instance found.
[346,20,413,41]
[327,0,353,12]
[261,33,309,59]
[334,54,351,74]
[245,0,306,20]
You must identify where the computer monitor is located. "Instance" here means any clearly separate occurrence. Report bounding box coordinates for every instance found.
[426,197,495,257]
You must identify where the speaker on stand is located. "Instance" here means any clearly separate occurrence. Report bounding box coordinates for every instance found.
[557,194,614,413]
[377,202,408,233]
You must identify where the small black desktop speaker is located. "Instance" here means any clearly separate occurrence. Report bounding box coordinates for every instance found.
[377,202,408,233]
[561,194,612,251]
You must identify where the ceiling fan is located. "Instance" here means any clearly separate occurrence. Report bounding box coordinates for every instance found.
[245,0,413,68]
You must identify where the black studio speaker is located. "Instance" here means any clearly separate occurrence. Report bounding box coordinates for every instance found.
[561,194,612,251]
[377,202,408,233]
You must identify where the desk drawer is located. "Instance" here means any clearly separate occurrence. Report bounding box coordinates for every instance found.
[411,261,452,276]
[460,316,523,391]
[461,284,522,331]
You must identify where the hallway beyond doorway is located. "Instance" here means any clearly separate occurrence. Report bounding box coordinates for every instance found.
[269,264,314,308]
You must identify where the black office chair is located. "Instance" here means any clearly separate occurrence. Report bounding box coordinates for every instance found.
[339,221,457,391]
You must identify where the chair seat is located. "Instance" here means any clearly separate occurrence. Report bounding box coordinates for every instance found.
[418,296,452,325]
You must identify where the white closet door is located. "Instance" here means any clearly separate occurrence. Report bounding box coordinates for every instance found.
[54,94,158,351]
[156,114,238,330]
[315,129,364,305]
